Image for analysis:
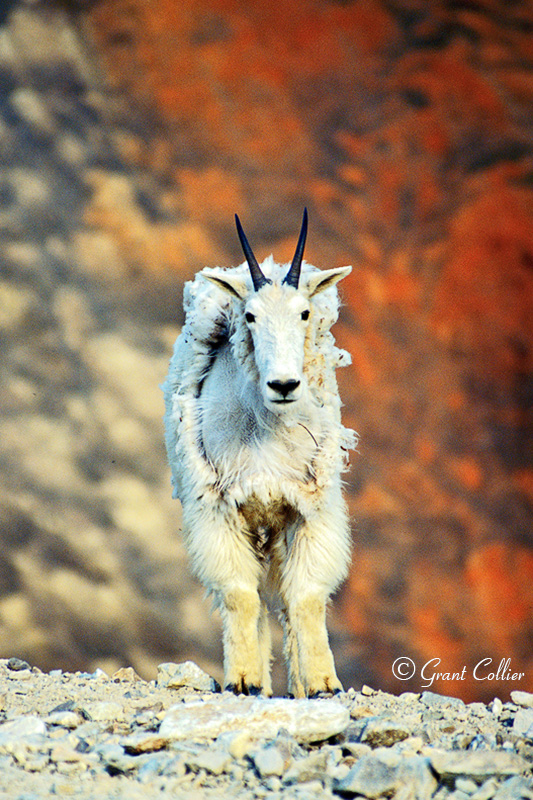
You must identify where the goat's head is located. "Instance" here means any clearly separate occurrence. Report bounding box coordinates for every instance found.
[203,210,351,412]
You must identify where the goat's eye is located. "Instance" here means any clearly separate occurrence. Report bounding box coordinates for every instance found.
[301,309,310,321]
[245,312,256,324]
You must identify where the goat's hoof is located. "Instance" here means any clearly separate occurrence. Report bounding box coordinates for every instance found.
[308,687,343,699]
[224,681,263,696]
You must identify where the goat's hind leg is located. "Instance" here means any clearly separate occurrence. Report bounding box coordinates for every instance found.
[279,605,305,698]
[257,594,272,697]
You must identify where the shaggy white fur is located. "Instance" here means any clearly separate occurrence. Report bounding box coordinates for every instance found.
[162,255,357,697]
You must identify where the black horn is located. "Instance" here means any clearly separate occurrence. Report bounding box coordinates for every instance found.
[235,214,272,292]
[283,208,308,289]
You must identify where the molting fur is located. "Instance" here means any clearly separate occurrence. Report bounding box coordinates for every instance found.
[162,214,357,697]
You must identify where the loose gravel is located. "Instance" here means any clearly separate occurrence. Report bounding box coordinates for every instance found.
[0,658,532,799]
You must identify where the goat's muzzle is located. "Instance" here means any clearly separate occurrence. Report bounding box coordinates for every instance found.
[267,379,301,403]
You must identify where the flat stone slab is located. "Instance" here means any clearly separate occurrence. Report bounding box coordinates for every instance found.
[428,749,529,781]
[159,694,350,744]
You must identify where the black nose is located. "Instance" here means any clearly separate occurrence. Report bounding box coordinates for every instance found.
[267,379,301,399]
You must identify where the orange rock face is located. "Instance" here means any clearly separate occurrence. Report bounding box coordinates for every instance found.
[82,0,532,699]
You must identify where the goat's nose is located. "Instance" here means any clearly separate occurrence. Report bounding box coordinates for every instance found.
[267,379,301,398]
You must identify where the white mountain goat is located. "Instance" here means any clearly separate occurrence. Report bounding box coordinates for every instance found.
[162,210,357,697]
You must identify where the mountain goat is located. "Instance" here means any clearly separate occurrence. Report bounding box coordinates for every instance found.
[162,210,357,697]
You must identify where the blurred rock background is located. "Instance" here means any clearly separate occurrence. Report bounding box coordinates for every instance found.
[0,0,531,701]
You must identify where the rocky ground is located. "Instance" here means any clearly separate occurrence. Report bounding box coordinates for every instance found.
[0,658,532,800]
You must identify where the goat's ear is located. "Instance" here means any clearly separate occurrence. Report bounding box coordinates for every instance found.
[306,266,352,297]
[202,272,248,299]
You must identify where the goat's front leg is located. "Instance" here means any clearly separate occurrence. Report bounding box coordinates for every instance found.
[283,591,342,697]
[280,499,350,697]
[219,584,263,694]
[183,504,265,695]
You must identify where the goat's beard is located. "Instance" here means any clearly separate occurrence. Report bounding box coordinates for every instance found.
[260,381,318,423]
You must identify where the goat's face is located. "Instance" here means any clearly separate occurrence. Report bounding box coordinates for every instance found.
[243,282,310,408]
[204,266,351,412]
[202,211,351,412]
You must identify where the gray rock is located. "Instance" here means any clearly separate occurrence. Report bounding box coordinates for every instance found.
[81,701,123,722]
[395,755,438,800]
[429,750,528,781]
[492,776,533,800]
[491,698,503,718]
[7,669,32,681]
[513,709,533,737]
[134,754,165,784]
[333,751,400,798]
[89,668,109,680]
[0,716,47,749]
[342,742,372,758]
[96,743,138,774]
[157,661,218,693]
[49,742,94,766]
[421,692,467,715]
[7,658,31,671]
[511,692,533,710]
[45,711,81,729]
[159,753,187,778]
[20,751,50,773]
[132,703,164,727]
[470,779,500,800]
[184,748,232,775]
[456,777,479,794]
[264,775,283,792]
[216,728,257,760]
[330,761,352,784]
[349,696,378,719]
[345,717,370,742]
[121,731,169,754]
[112,666,143,683]
[283,749,329,785]
[469,703,490,718]
[252,745,287,778]
[227,762,245,782]
[360,716,411,747]
[292,779,330,797]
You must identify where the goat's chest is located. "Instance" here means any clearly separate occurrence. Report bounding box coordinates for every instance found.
[201,409,317,486]
[198,350,317,490]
